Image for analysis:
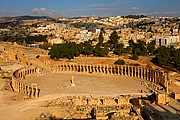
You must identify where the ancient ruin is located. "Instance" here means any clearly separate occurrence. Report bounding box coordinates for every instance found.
[0,42,179,120]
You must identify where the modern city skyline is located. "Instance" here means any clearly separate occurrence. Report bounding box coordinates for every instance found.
[0,0,180,17]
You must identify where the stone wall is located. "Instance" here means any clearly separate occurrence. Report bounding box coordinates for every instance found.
[155,93,170,104]
[11,67,40,98]
[71,95,130,106]
[43,95,143,119]
[173,92,180,100]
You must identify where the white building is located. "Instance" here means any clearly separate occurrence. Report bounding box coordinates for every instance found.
[155,35,180,47]
[48,38,63,45]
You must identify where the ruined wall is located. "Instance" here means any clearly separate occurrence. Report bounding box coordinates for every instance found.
[71,95,130,106]
[173,93,180,100]
[43,95,143,120]
[156,93,170,104]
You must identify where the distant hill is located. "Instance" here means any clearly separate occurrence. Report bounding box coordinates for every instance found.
[0,15,54,22]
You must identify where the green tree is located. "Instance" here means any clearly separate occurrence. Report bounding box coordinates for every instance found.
[94,43,109,57]
[132,53,139,60]
[124,46,131,54]
[81,41,94,56]
[48,44,60,59]
[132,40,147,56]
[48,42,78,60]
[113,43,124,56]
[98,31,104,44]
[128,39,135,47]
[153,46,171,67]
[147,41,155,55]
[172,49,180,72]
[109,31,119,49]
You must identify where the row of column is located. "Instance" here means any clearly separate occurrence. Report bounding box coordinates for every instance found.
[53,63,168,87]
[12,67,40,98]
[12,79,39,98]
[14,67,38,79]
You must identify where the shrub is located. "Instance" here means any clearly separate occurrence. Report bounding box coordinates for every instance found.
[114,59,125,65]
[132,53,139,60]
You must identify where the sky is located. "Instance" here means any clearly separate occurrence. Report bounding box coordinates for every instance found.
[0,0,180,17]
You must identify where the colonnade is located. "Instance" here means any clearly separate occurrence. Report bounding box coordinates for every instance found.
[11,80,39,98]
[11,67,40,98]
[13,67,39,79]
[51,63,169,88]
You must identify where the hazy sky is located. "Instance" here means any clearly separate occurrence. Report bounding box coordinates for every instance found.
[0,0,180,17]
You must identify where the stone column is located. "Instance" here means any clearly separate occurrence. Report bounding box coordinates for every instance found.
[106,65,109,74]
[35,86,38,98]
[90,64,92,73]
[111,66,113,74]
[31,85,34,98]
[22,84,24,93]
[87,64,89,73]
[27,85,30,98]
[67,63,69,72]
[16,81,18,92]
[149,69,151,81]
[82,64,85,73]
[79,64,81,72]
[92,65,94,73]
[135,67,137,77]
[151,70,153,82]
[24,84,26,94]
[155,71,158,84]
[139,68,142,79]
[132,67,134,77]
[70,64,72,72]
[96,64,99,73]
[153,70,155,83]
[146,69,149,81]
[113,65,116,75]
[62,63,64,72]
[117,65,120,75]
[151,69,154,82]
[19,82,22,93]
[130,66,132,77]
[75,64,77,72]
[56,65,58,72]
[120,66,123,75]
[103,64,106,74]
[143,68,146,79]
[124,65,127,76]
[127,65,130,76]
[99,64,102,73]
[72,64,74,71]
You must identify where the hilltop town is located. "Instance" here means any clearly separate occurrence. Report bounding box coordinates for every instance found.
[0,15,180,48]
